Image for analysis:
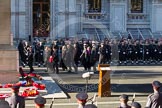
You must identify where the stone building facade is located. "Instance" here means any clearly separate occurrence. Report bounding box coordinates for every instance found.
[11,0,162,41]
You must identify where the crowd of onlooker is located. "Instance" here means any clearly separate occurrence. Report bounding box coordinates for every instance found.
[0,80,161,108]
[17,37,162,73]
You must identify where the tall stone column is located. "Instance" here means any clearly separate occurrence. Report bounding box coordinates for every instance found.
[0,0,19,83]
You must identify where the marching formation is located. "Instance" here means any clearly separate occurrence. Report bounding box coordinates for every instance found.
[17,37,162,73]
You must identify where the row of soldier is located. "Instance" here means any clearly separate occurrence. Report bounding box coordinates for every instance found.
[18,38,162,73]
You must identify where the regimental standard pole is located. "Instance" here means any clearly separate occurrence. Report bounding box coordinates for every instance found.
[82,72,94,93]
[85,77,88,93]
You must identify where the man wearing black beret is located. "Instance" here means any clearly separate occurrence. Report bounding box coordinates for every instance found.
[146,80,162,108]
[118,94,131,108]
[131,102,141,108]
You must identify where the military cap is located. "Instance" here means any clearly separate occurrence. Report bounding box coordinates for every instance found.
[119,94,129,100]
[152,80,161,88]
[76,93,88,102]
[0,100,10,108]
[11,85,20,91]
[34,96,46,106]
[131,102,141,108]
[84,104,97,108]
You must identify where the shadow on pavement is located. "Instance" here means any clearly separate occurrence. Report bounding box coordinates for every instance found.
[58,83,162,94]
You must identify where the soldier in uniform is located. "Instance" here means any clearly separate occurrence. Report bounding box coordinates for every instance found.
[118,40,127,64]
[144,40,150,64]
[137,40,144,63]
[133,41,139,64]
[127,41,134,64]
[0,100,11,108]
[157,40,162,62]
[76,93,88,108]
[6,85,25,108]
[105,40,112,63]
[84,104,97,108]
[118,94,131,108]
[131,102,141,108]
[146,80,162,108]
[152,40,159,63]
[34,96,46,108]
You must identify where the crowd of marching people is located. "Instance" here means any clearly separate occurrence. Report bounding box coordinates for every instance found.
[17,37,162,73]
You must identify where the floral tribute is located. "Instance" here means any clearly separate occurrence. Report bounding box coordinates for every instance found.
[21,88,39,97]
[0,72,46,97]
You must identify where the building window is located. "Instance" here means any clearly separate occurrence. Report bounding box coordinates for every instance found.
[131,0,143,13]
[88,0,101,13]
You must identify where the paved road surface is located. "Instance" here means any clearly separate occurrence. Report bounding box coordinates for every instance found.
[23,66,162,108]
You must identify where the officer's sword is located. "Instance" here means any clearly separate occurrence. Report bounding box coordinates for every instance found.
[91,93,97,106]
[50,96,55,108]
[132,93,136,103]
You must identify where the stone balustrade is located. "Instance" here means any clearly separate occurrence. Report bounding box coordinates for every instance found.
[84,12,107,20]
[127,13,149,22]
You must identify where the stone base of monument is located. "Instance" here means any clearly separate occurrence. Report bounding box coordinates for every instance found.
[0,72,19,84]
[0,45,19,71]
[0,45,19,84]
[0,77,67,99]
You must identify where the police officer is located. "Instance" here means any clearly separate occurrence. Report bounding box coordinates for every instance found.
[146,80,162,108]
[0,100,11,108]
[34,96,46,108]
[76,93,88,108]
[6,85,25,108]
[84,104,97,108]
[131,102,141,108]
[118,94,131,108]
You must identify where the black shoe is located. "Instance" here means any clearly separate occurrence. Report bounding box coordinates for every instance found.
[68,70,72,73]
[38,64,41,67]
